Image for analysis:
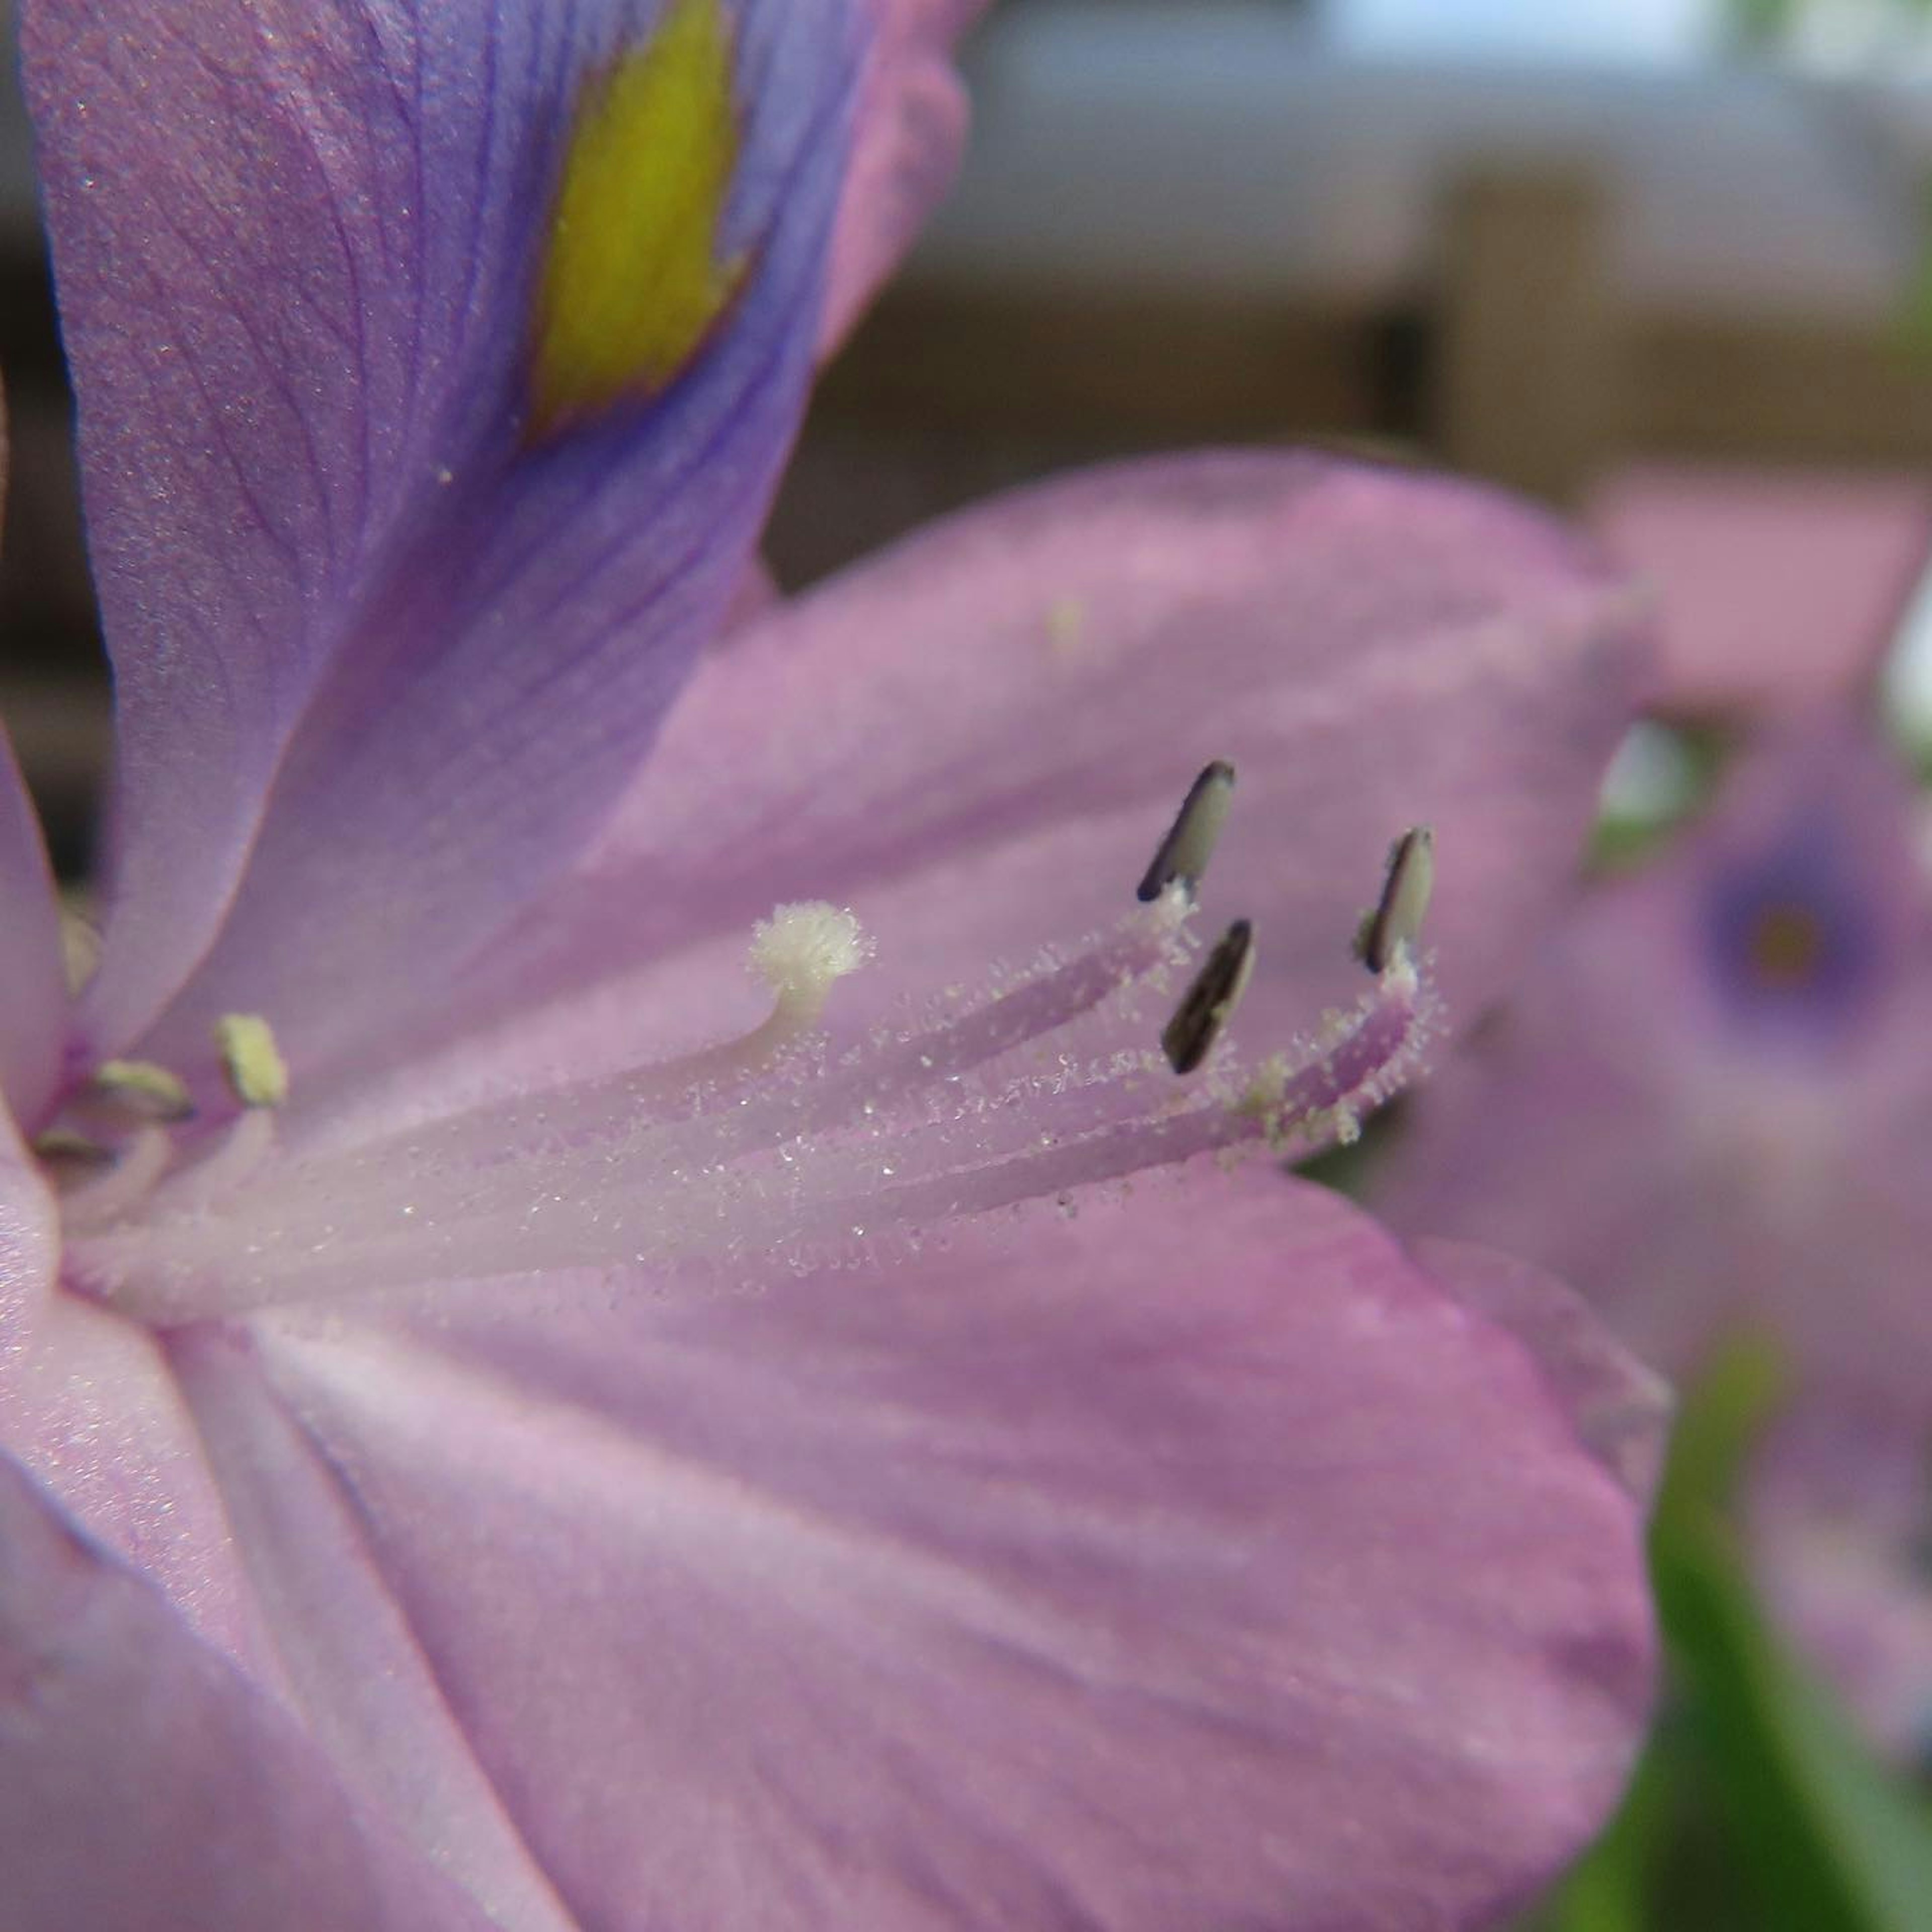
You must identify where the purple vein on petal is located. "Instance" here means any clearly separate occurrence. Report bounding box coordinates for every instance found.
[30,0,868,1087]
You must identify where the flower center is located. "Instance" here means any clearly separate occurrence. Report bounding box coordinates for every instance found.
[54,768,1440,1328]
[1704,830,1873,1037]
[1744,902,1825,990]
[40,1013,292,1232]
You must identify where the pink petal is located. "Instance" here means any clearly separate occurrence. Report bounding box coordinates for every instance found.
[169,1327,582,1932]
[0,1453,494,1931]
[1415,1239,1673,1504]
[1591,464,1932,713]
[192,1165,1655,1931]
[0,1116,53,1329]
[723,557,783,634]
[821,1,991,355]
[0,1115,278,1681]
[308,451,1646,1135]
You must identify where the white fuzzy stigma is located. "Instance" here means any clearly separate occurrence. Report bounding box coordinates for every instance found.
[749,903,873,1018]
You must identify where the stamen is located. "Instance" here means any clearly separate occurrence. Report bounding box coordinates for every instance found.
[264,897,1181,1201]
[58,900,101,995]
[748,902,873,1025]
[68,835,1439,1324]
[162,1108,280,1211]
[32,1128,115,1174]
[60,1123,174,1229]
[1240,951,1428,1146]
[1162,918,1256,1074]
[771,953,1433,1245]
[620,898,879,1113]
[71,901,1194,1318]
[89,1059,195,1122]
[1137,761,1236,903]
[1355,826,1435,973]
[215,1014,289,1109]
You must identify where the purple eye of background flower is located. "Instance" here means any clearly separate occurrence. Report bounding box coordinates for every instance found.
[1702,820,1877,1038]
[1740,902,1828,990]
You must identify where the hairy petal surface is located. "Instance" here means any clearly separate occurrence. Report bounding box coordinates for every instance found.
[0,1455,494,1932]
[23,0,864,1072]
[821,0,989,354]
[175,1167,1656,1932]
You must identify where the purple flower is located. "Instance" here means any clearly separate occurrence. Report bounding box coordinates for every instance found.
[1374,716,1932,1754]
[3,2,1660,1925]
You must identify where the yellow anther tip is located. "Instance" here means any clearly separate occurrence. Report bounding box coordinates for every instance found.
[92,1058,196,1122]
[214,1014,290,1110]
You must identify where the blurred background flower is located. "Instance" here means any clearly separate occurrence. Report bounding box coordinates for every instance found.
[1371,715,1932,1752]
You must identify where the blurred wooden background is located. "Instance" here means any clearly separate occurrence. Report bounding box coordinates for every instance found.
[7,0,1932,869]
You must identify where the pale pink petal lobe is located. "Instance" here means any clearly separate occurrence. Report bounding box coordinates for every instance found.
[0,1114,281,1680]
[226,1167,1655,1932]
[170,1325,582,1932]
[1417,1238,1674,1505]
[0,1453,495,1931]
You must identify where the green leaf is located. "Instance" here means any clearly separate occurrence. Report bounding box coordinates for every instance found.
[1547,1747,1674,1932]
[1720,0,1798,49]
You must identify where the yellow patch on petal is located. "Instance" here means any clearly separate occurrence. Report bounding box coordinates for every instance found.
[528,0,747,438]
